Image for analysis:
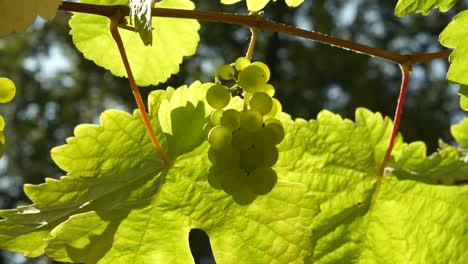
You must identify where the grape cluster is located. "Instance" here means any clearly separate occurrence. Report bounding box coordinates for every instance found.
[204,58,285,204]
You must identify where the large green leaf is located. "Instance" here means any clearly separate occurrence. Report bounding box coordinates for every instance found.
[0,83,466,263]
[69,0,200,86]
[440,10,468,86]
[394,0,456,16]
[220,0,304,11]
[0,0,62,36]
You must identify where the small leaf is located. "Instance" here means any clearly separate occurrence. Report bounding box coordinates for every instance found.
[130,0,154,46]
[440,10,468,86]
[395,0,456,16]
[0,0,62,36]
[458,85,468,111]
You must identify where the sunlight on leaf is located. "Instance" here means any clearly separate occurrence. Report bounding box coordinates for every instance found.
[0,84,466,263]
[69,0,200,86]
[220,0,303,11]
[440,10,468,86]
[394,0,456,16]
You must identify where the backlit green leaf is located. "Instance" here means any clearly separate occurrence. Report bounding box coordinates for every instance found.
[69,0,200,86]
[0,84,466,263]
[452,118,468,148]
[458,85,468,111]
[440,10,468,86]
[395,0,456,16]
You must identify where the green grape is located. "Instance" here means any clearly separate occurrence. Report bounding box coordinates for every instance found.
[210,109,224,125]
[208,147,217,165]
[220,109,240,131]
[232,128,255,150]
[203,122,214,138]
[240,109,263,132]
[237,65,268,92]
[0,115,4,131]
[217,64,235,80]
[211,145,241,169]
[231,186,257,205]
[0,77,16,103]
[249,92,273,115]
[208,166,224,190]
[234,57,251,71]
[258,84,275,97]
[265,98,282,118]
[206,84,231,109]
[251,61,270,82]
[221,167,246,195]
[241,144,278,170]
[256,144,279,168]
[265,122,285,145]
[254,126,277,146]
[247,167,277,195]
[208,126,232,150]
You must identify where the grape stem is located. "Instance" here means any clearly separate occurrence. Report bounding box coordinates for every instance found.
[109,11,171,167]
[246,26,258,60]
[58,1,452,66]
[379,64,411,176]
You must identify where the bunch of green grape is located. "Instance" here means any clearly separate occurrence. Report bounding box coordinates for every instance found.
[204,58,285,204]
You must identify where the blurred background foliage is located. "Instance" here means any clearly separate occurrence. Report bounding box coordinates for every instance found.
[0,0,467,263]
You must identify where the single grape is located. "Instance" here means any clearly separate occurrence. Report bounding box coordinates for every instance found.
[247,167,278,195]
[221,167,246,195]
[264,122,285,145]
[231,186,257,205]
[237,65,268,92]
[234,57,251,71]
[257,144,279,168]
[251,61,271,82]
[240,109,263,132]
[203,122,214,138]
[208,147,217,165]
[208,166,224,190]
[220,109,240,131]
[211,145,241,169]
[206,84,231,109]
[217,64,235,80]
[249,92,273,115]
[210,109,224,126]
[0,77,16,103]
[232,128,255,150]
[208,126,232,150]
[0,115,4,131]
[258,84,275,97]
[265,98,282,118]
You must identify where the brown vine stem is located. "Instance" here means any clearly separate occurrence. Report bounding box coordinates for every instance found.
[109,11,171,166]
[58,2,452,65]
[379,64,412,176]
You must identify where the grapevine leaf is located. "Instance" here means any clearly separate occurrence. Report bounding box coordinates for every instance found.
[452,118,468,148]
[69,0,200,86]
[440,10,468,86]
[0,84,466,263]
[0,0,62,36]
[394,0,456,16]
[220,0,304,11]
[130,0,154,46]
[458,85,468,111]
